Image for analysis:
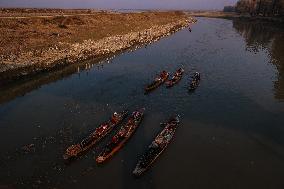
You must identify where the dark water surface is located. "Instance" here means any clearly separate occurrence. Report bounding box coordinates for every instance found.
[0,17,284,189]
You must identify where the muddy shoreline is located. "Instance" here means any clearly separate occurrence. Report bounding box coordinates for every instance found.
[0,11,195,86]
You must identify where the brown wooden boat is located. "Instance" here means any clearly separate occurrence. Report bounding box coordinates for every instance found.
[63,110,128,160]
[166,68,184,88]
[96,108,145,163]
[145,71,169,93]
[133,115,180,176]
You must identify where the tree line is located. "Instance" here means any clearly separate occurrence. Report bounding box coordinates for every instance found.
[232,0,283,16]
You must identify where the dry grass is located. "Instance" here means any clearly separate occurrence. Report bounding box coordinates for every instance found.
[0,10,187,58]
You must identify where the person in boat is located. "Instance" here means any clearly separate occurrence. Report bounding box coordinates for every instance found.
[155,77,162,82]
[154,71,167,82]
[169,123,176,130]
[160,71,167,78]
[190,79,197,89]
[194,72,200,80]
[118,127,126,136]
[177,68,183,73]
[165,133,172,142]
[111,112,119,123]
[174,72,179,78]
[96,123,108,136]
[132,111,141,119]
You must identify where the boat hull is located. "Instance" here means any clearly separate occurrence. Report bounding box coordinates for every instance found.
[145,72,169,93]
[63,110,128,161]
[133,145,167,176]
[96,109,145,164]
[189,72,201,91]
[133,116,180,176]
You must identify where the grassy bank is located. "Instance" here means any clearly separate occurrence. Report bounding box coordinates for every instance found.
[0,9,194,84]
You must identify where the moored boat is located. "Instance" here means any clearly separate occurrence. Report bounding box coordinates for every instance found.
[189,72,201,91]
[145,71,169,93]
[96,108,145,163]
[63,110,128,161]
[132,115,180,176]
[166,68,184,88]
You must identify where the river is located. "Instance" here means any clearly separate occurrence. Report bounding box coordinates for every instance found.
[0,17,284,189]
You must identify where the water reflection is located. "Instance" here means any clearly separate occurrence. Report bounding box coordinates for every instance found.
[0,56,114,105]
[233,19,284,100]
[0,18,284,189]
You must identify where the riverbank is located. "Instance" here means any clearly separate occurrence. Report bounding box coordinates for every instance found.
[0,9,195,85]
[186,11,239,19]
[186,11,284,23]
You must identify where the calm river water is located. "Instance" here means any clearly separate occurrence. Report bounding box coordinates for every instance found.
[0,17,284,189]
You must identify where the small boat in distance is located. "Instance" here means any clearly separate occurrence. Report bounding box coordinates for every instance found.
[63,110,128,161]
[133,115,180,176]
[189,72,201,91]
[145,71,169,93]
[166,68,184,88]
[96,108,145,164]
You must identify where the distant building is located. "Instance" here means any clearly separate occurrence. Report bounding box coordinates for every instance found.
[235,0,284,16]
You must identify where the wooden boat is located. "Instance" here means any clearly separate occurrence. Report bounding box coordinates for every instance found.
[189,72,201,91]
[96,108,145,163]
[165,68,184,88]
[132,115,180,176]
[145,71,169,93]
[63,110,128,160]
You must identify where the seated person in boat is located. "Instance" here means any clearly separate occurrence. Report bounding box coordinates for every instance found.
[194,72,200,80]
[133,111,141,119]
[155,77,162,82]
[118,127,127,137]
[177,68,183,74]
[111,112,119,123]
[190,79,197,88]
[95,123,108,136]
[155,71,167,81]
[160,70,167,78]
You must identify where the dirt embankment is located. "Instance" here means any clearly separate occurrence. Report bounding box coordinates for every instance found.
[0,9,195,84]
